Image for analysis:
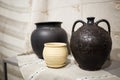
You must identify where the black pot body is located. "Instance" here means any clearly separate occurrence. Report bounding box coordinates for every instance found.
[31,22,68,59]
[70,17,112,70]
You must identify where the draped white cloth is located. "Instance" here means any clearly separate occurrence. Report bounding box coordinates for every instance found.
[17,54,120,80]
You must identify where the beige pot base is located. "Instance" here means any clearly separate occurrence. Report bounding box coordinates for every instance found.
[47,63,66,68]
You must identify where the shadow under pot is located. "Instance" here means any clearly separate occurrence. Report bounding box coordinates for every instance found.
[70,17,112,71]
[31,22,68,59]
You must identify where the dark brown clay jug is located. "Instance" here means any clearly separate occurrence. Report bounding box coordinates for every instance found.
[70,17,112,70]
[31,22,68,59]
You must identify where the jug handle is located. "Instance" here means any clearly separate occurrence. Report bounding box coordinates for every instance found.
[72,20,86,32]
[95,19,111,35]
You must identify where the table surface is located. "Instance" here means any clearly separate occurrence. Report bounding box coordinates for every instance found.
[3,57,18,66]
[4,55,120,80]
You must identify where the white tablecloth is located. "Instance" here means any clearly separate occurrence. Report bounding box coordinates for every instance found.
[17,54,120,80]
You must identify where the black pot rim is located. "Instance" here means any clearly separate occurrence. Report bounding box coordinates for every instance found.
[35,21,62,25]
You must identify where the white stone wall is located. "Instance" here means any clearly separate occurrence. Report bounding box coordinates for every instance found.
[0,0,31,58]
[47,0,120,49]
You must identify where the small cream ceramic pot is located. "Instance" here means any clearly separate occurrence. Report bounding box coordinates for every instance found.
[43,42,68,68]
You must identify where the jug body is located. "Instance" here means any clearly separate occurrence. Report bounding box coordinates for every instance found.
[70,17,112,70]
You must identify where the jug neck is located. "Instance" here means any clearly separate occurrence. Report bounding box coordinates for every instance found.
[35,22,62,28]
[87,17,95,25]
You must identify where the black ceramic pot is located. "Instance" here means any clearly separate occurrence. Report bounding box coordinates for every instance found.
[70,17,112,70]
[31,22,68,59]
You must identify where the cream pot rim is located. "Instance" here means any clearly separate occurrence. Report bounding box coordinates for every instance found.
[44,42,67,47]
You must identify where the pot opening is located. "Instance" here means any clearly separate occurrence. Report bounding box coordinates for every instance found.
[44,42,67,47]
[35,21,62,25]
